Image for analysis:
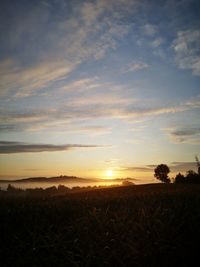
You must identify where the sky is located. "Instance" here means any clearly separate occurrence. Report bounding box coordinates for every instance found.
[0,0,200,182]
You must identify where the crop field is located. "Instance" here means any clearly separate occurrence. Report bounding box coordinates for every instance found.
[1,183,200,266]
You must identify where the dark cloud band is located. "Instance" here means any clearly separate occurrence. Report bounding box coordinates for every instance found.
[0,141,107,154]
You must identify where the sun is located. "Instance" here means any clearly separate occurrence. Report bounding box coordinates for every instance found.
[105,169,113,178]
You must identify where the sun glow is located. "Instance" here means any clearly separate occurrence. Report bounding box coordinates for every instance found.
[105,169,113,178]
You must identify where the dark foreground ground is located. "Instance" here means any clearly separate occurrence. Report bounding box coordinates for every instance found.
[1,183,200,267]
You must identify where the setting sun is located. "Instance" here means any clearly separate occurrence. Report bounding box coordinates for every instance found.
[106,169,113,178]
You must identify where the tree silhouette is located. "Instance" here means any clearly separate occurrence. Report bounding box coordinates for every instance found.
[174,173,185,184]
[185,170,200,183]
[154,164,170,183]
[174,170,200,184]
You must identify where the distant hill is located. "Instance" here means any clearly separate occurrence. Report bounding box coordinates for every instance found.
[0,175,98,183]
[0,176,138,186]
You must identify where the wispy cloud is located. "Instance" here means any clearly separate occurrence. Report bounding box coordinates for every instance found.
[61,77,100,92]
[172,30,200,76]
[124,61,149,72]
[184,95,200,109]
[150,37,164,48]
[137,23,165,58]
[67,90,135,107]
[161,96,200,144]
[142,24,157,37]
[120,166,154,172]
[0,0,134,97]
[0,58,77,97]
[104,158,120,164]
[164,126,200,144]
[1,95,199,133]
[170,162,197,172]
[0,141,109,154]
[62,126,112,136]
[171,128,200,137]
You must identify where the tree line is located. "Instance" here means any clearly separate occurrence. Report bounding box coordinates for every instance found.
[154,163,200,184]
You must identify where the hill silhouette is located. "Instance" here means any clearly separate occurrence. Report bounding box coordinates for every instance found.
[0,176,137,184]
[0,175,96,184]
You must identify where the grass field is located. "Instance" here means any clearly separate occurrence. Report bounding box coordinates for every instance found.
[1,183,200,266]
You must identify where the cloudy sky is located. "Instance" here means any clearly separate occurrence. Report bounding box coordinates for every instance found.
[0,0,200,182]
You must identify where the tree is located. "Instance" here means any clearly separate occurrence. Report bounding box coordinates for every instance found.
[154,164,170,183]
[185,170,200,183]
[174,173,185,184]
[7,184,15,192]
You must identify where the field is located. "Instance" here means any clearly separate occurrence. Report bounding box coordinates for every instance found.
[1,183,200,266]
